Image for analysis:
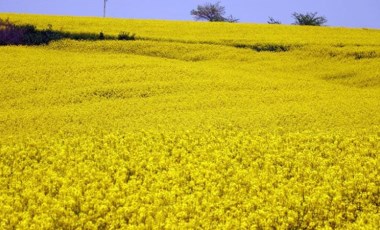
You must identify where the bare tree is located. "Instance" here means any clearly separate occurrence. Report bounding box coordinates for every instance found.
[292,12,327,26]
[267,17,281,24]
[191,2,238,23]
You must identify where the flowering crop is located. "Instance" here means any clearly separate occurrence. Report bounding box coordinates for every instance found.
[0,14,379,229]
[2,13,380,46]
[0,130,379,229]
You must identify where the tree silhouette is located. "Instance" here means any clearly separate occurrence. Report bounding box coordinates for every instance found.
[267,17,281,24]
[292,12,327,26]
[191,2,238,23]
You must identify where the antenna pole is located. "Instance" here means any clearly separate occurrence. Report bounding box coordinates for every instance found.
[103,0,107,18]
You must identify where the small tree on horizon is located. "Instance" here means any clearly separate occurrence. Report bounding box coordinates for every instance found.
[267,17,281,24]
[292,12,327,26]
[191,2,238,23]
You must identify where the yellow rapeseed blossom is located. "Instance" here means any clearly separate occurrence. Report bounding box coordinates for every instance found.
[0,13,379,229]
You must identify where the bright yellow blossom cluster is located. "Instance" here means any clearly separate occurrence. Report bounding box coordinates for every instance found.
[1,129,379,229]
[0,13,379,229]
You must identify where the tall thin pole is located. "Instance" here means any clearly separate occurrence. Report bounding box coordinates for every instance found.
[103,0,107,18]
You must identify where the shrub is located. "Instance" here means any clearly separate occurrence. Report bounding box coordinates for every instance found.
[292,12,327,26]
[118,32,135,40]
[99,32,105,40]
[1,18,138,45]
[63,32,101,40]
[267,17,281,24]
[235,43,292,52]
[0,18,27,45]
[0,18,62,45]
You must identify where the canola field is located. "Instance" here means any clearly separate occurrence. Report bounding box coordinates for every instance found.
[0,13,380,229]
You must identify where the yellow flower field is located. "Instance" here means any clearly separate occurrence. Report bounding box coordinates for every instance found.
[0,14,379,229]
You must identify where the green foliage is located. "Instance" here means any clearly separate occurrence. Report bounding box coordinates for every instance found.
[0,18,138,45]
[99,32,105,40]
[235,43,292,52]
[62,31,103,40]
[292,12,327,26]
[118,31,135,40]
[0,18,62,45]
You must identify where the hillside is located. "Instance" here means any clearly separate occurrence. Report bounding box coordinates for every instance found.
[0,14,379,229]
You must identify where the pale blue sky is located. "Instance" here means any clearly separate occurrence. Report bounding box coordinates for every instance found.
[1,0,379,28]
